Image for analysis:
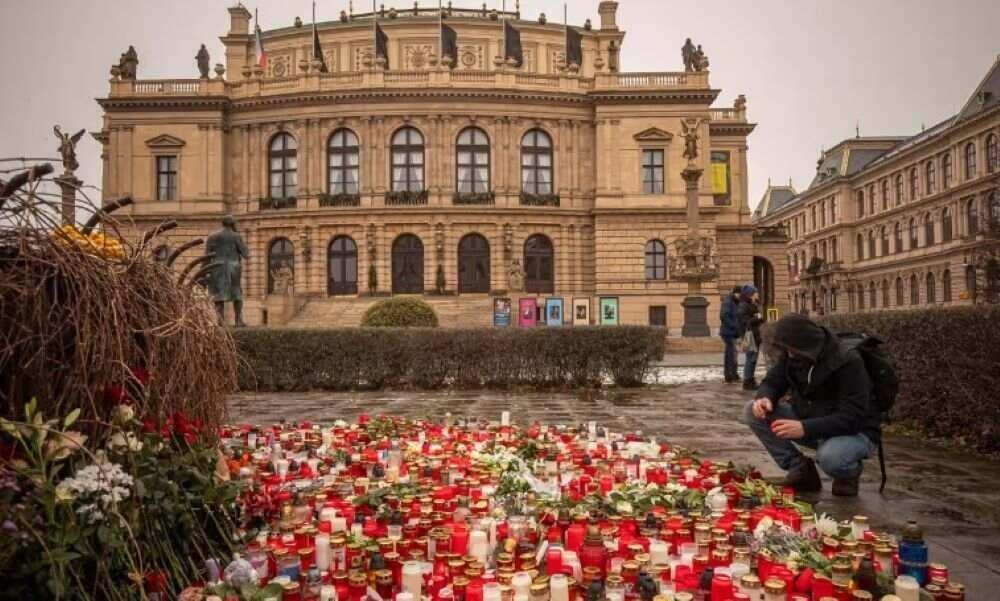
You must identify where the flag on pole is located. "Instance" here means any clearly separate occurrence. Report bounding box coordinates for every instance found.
[312,2,328,72]
[565,11,582,70]
[375,22,389,68]
[441,22,458,68]
[503,20,523,68]
[254,9,268,69]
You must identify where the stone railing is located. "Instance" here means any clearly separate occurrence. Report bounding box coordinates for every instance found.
[709,108,743,121]
[111,78,224,96]
[595,71,709,89]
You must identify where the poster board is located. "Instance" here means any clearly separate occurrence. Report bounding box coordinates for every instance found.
[572,298,590,325]
[546,297,564,327]
[518,298,537,327]
[599,297,619,325]
[493,297,511,327]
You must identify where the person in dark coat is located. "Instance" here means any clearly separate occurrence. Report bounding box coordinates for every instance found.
[737,284,764,390]
[742,313,880,496]
[719,286,742,383]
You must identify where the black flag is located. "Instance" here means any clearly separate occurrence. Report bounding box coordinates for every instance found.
[504,20,523,68]
[375,22,389,68]
[441,22,458,69]
[312,22,328,72]
[566,26,583,68]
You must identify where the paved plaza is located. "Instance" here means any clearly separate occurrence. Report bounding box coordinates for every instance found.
[230,380,1000,593]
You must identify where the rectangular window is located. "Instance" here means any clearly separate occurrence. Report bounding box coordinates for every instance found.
[711,151,731,205]
[641,150,664,194]
[648,306,667,327]
[156,156,178,200]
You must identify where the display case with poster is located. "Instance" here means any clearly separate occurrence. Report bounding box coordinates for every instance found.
[493,297,511,327]
[572,298,590,325]
[518,298,537,327]
[545,297,564,326]
[599,297,619,325]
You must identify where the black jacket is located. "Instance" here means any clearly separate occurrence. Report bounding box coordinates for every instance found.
[737,299,764,346]
[758,322,881,443]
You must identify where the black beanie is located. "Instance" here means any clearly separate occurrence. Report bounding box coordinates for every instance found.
[771,313,827,362]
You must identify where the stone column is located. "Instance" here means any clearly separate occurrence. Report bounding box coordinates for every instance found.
[679,162,712,337]
[55,173,81,226]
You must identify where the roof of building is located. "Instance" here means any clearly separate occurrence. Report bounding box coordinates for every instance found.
[753,183,798,219]
[956,54,1000,123]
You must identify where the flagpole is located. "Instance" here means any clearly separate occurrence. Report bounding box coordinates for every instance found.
[312,2,317,61]
[373,0,377,69]
[439,0,443,62]
[501,0,505,64]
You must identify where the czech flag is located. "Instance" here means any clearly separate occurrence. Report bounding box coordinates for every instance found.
[255,24,268,70]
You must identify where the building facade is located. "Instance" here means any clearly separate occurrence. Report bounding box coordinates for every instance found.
[95,2,783,331]
[755,57,1000,314]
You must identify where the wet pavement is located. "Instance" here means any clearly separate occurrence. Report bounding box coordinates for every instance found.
[229,381,1000,595]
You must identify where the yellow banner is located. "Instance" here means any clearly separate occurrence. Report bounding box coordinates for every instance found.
[711,163,729,195]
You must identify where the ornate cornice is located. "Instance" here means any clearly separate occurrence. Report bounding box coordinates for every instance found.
[97,96,230,111]
[587,88,720,105]
[229,88,595,111]
[709,122,757,136]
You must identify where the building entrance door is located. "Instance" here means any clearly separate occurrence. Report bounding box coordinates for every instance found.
[392,234,424,294]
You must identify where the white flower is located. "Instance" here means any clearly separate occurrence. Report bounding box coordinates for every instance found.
[753,516,775,540]
[109,432,143,452]
[54,461,133,524]
[113,404,135,423]
[616,501,633,514]
[816,513,839,537]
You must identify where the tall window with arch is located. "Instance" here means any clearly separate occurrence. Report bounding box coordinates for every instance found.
[924,212,935,246]
[987,134,998,173]
[856,233,865,261]
[967,198,979,235]
[867,230,876,258]
[457,233,491,293]
[909,217,919,249]
[269,133,298,200]
[894,174,903,206]
[644,240,667,280]
[456,127,491,196]
[910,274,919,305]
[964,142,977,180]
[831,237,839,262]
[942,152,953,189]
[869,281,877,309]
[328,236,358,295]
[966,264,978,301]
[942,269,952,302]
[524,234,554,293]
[868,184,876,214]
[521,129,553,196]
[880,226,889,256]
[909,167,918,200]
[391,127,425,192]
[941,206,953,242]
[856,190,865,218]
[881,179,889,211]
[925,161,936,195]
[990,191,1000,225]
[881,280,890,308]
[926,272,936,304]
[895,277,904,306]
[894,222,903,253]
[857,286,865,310]
[328,129,360,195]
[819,200,826,228]
[267,237,295,294]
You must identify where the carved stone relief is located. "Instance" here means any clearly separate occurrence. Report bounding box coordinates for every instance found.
[457,44,485,69]
[403,43,436,70]
[267,52,293,78]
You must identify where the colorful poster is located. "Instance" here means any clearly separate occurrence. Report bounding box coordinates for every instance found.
[493,297,511,327]
[518,298,537,327]
[573,298,590,325]
[546,298,564,327]
[711,163,729,195]
[599,297,619,325]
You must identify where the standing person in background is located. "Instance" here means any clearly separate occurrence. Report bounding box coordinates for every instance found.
[738,284,764,390]
[720,286,742,383]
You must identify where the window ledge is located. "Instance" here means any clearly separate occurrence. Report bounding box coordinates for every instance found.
[259,197,297,211]
[319,193,361,208]
[453,192,496,205]
[520,192,561,207]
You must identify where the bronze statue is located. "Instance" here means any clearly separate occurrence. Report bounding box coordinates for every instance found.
[196,44,210,78]
[681,119,701,162]
[117,45,139,80]
[53,125,86,174]
[692,44,709,71]
[204,215,249,327]
[681,38,696,72]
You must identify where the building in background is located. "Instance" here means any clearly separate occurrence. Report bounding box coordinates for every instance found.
[94,1,786,330]
[755,56,1000,314]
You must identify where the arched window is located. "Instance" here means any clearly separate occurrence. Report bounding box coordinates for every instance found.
[990,191,1000,224]
[967,198,979,235]
[645,240,667,280]
[521,129,553,195]
[881,280,890,308]
[925,161,936,195]
[856,233,865,261]
[942,153,953,189]
[856,190,865,218]
[869,281,877,309]
[831,237,839,262]
[328,129,360,195]
[987,134,999,173]
[910,274,919,305]
[868,184,876,214]
[267,237,294,294]
[328,236,358,296]
[894,174,903,206]
[269,133,298,199]
[820,200,826,227]
[964,142,977,180]
[819,240,827,261]
[881,179,889,211]
[391,127,425,192]
[894,222,903,253]
[880,226,889,256]
[909,167,918,200]
[857,286,865,310]
[966,264,978,301]
[895,277,904,306]
[926,272,936,304]
[456,127,491,195]
[524,234,554,293]
[391,234,425,294]
[909,217,919,249]
[457,233,491,293]
[924,212,935,246]
[941,207,953,242]
[868,230,876,258]
[942,269,952,302]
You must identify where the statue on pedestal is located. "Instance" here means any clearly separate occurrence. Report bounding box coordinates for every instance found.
[53,125,85,174]
[508,258,525,292]
[196,44,211,79]
[681,119,701,162]
[204,215,249,327]
[117,46,139,80]
[681,38,696,72]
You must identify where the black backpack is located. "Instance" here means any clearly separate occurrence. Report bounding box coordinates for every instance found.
[836,332,900,492]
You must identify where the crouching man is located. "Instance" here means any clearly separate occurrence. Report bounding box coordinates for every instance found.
[742,314,881,496]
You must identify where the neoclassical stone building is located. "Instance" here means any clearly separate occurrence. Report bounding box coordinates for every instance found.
[755,56,1000,314]
[95,2,783,330]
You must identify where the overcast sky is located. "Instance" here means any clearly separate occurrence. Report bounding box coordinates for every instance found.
[1,0,997,208]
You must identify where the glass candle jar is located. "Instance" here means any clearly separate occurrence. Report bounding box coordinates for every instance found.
[763,578,785,601]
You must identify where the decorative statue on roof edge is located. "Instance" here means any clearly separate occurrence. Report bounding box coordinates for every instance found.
[196,44,210,78]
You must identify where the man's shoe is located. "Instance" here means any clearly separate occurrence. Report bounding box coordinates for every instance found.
[777,458,822,493]
[832,477,860,497]
[742,379,758,390]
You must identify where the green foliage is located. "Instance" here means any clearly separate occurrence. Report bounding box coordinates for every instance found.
[232,326,666,391]
[361,297,440,328]
[818,305,1000,454]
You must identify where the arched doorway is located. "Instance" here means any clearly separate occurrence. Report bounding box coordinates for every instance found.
[753,256,775,312]
[458,233,490,293]
[524,234,554,293]
[328,236,358,295]
[392,234,424,294]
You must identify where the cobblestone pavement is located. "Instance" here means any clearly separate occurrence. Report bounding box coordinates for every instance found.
[229,381,1000,594]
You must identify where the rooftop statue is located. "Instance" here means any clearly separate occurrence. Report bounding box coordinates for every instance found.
[196,44,210,79]
[53,125,85,174]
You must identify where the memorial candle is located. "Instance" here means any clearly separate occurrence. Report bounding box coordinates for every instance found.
[648,541,669,566]
[893,576,919,601]
[550,574,569,601]
[469,529,489,566]
[315,533,331,572]
[402,560,423,597]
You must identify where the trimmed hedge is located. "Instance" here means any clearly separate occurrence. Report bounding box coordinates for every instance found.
[818,306,1000,454]
[233,326,665,391]
[361,297,439,327]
